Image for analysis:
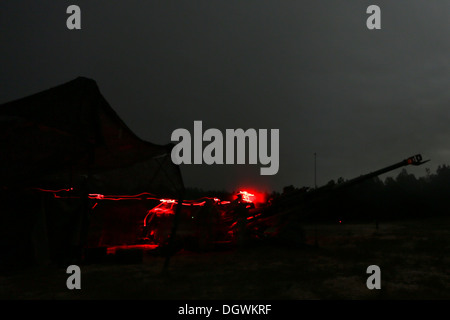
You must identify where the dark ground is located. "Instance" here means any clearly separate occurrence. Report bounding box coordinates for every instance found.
[1,216,449,300]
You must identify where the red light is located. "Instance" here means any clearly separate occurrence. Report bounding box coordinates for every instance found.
[34,186,249,215]
[34,187,73,193]
[106,244,159,254]
[237,189,266,205]
[160,199,176,203]
[239,190,255,203]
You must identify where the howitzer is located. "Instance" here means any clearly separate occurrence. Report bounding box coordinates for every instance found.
[245,154,430,241]
[141,154,430,250]
[315,153,429,193]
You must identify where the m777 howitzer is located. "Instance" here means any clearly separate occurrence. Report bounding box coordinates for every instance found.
[142,154,429,250]
[245,154,430,241]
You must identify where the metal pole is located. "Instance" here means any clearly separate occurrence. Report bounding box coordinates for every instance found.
[314,152,318,247]
[314,152,317,189]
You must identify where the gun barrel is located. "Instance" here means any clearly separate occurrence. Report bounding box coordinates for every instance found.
[327,154,429,192]
[267,154,429,209]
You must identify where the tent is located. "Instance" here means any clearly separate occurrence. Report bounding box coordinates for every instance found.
[0,76,183,194]
[0,77,184,268]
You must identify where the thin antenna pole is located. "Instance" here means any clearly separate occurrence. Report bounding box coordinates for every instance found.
[314,152,317,189]
[314,152,318,247]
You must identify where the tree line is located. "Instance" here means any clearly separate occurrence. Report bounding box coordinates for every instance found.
[308,164,450,222]
[186,164,450,222]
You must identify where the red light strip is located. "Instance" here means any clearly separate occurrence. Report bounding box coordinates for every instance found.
[88,192,159,201]
[34,187,255,216]
[34,187,73,193]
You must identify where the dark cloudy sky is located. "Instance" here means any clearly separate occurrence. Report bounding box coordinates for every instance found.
[1,1,449,192]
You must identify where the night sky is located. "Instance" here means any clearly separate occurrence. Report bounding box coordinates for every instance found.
[1,1,449,193]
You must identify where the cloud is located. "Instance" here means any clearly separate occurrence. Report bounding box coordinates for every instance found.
[1,1,449,191]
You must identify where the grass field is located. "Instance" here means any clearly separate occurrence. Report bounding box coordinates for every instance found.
[1,216,449,299]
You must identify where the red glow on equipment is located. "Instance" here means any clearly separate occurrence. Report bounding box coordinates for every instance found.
[237,189,266,205]
[160,199,176,204]
[34,187,257,207]
[106,244,158,255]
[239,190,255,203]
[34,186,256,216]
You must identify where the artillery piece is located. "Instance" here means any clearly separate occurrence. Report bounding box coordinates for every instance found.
[145,154,429,250]
[244,154,430,245]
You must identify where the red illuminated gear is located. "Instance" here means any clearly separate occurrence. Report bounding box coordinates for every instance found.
[35,188,254,205]
[238,190,255,203]
[33,187,255,222]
